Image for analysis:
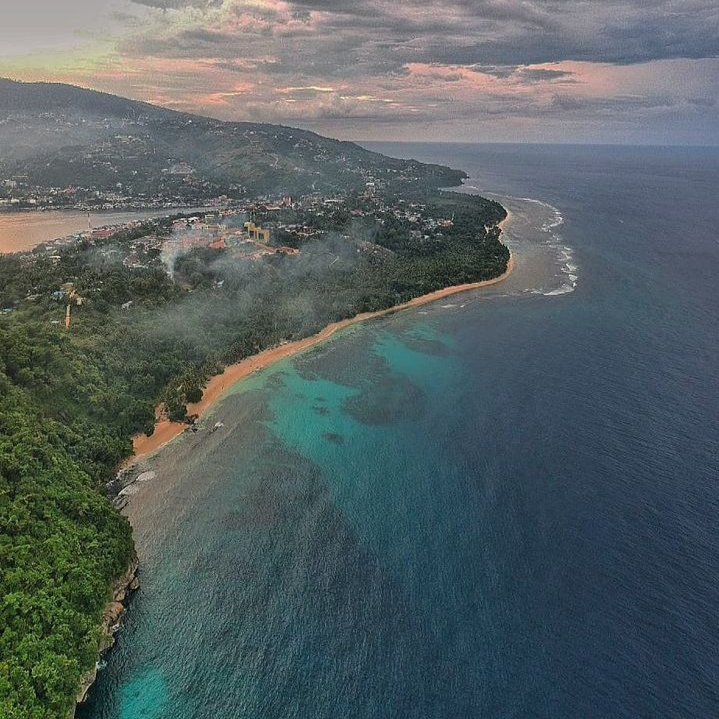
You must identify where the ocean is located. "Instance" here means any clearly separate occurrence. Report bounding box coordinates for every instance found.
[78,144,719,719]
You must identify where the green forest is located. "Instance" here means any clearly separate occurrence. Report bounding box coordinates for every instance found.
[0,189,507,717]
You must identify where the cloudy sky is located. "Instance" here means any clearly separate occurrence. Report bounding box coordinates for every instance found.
[1,0,717,143]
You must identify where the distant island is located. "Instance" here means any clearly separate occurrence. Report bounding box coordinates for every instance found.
[0,80,508,719]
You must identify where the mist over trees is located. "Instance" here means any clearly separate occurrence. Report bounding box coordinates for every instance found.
[0,188,506,717]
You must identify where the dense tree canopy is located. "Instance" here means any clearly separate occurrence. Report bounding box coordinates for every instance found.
[0,189,507,716]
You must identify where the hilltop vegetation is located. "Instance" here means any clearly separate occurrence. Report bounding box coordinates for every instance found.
[0,79,465,207]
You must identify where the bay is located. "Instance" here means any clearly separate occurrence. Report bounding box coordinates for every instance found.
[0,207,215,254]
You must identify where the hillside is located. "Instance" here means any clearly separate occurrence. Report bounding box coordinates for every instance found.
[0,79,465,203]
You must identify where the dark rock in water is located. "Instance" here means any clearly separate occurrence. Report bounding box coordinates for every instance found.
[105,464,139,500]
[399,336,449,356]
[344,374,424,425]
[322,432,345,445]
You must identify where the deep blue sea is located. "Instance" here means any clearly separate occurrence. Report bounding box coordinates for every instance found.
[79,144,719,719]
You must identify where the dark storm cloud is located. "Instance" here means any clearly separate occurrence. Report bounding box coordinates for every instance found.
[549,93,678,114]
[687,97,716,108]
[291,0,558,29]
[183,29,236,44]
[126,0,719,75]
[520,69,576,83]
[104,0,719,142]
[309,0,719,66]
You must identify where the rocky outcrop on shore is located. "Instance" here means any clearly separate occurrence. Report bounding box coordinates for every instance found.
[105,464,142,505]
[72,557,140,715]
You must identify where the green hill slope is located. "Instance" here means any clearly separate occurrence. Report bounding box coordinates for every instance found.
[0,79,465,197]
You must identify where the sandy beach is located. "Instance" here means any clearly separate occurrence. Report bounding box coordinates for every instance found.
[131,219,513,462]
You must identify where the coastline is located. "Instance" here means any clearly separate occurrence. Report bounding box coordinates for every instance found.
[71,557,140,718]
[129,219,513,464]
[86,211,513,712]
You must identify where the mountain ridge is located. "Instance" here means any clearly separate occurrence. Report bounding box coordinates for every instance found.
[0,79,466,201]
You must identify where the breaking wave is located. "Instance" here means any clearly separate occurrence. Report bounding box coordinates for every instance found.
[458,185,578,298]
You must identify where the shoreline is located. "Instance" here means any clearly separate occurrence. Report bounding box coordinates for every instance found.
[129,214,513,464]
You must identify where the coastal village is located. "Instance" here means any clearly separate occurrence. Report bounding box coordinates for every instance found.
[1,187,458,323]
[0,116,442,212]
[0,166,235,213]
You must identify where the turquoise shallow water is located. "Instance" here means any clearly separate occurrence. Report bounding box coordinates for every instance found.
[80,145,719,718]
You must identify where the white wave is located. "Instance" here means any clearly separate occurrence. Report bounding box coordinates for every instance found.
[118,484,141,496]
[136,471,156,483]
[542,215,564,232]
[459,182,579,297]
[544,284,575,296]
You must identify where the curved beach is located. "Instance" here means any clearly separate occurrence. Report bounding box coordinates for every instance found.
[131,250,513,462]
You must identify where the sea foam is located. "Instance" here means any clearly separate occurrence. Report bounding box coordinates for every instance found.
[470,187,579,296]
